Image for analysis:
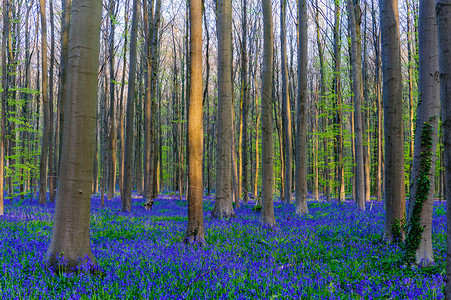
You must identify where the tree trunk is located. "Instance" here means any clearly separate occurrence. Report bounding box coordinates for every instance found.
[39,0,50,205]
[118,5,129,195]
[240,0,249,203]
[184,0,205,245]
[348,0,366,210]
[253,85,260,200]
[281,0,292,205]
[57,0,71,188]
[261,0,276,227]
[404,0,439,266]
[295,0,308,215]
[0,0,9,215]
[121,0,140,212]
[143,0,154,207]
[333,0,345,202]
[107,0,117,201]
[380,0,406,242]
[48,0,56,203]
[212,0,235,219]
[371,0,382,203]
[46,0,102,272]
[436,2,451,297]
[407,0,415,167]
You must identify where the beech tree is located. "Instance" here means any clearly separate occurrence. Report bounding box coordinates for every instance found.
[436,0,451,297]
[295,0,308,215]
[380,0,406,242]
[347,0,366,211]
[185,0,205,245]
[121,0,140,212]
[404,0,440,266]
[212,0,235,219]
[280,0,292,204]
[261,0,276,227]
[0,0,9,216]
[46,0,102,271]
[38,0,50,205]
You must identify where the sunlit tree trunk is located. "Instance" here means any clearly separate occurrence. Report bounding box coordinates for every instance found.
[46,0,102,271]
[184,0,205,245]
[295,0,308,215]
[212,0,235,219]
[121,0,140,212]
[380,0,406,242]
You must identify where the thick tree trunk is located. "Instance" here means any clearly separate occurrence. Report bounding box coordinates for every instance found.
[436,1,451,297]
[405,0,439,266]
[121,0,140,212]
[348,0,366,210]
[46,0,102,271]
[381,0,406,242]
[212,0,235,219]
[295,0,308,215]
[260,0,276,227]
[185,0,205,245]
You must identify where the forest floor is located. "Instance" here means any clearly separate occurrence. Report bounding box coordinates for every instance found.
[0,192,446,299]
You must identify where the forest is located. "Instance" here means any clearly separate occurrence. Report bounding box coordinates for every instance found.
[1,0,451,298]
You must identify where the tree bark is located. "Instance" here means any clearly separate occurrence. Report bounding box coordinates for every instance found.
[46,0,102,272]
[240,0,249,203]
[185,0,205,245]
[212,0,235,219]
[436,1,451,297]
[107,0,117,201]
[371,0,382,203]
[121,0,140,212]
[48,0,56,203]
[57,0,71,188]
[380,0,406,242]
[334,0,345,202]
[348,0,366,210]
[295,0,308,215]
[405,0,439,266]
[39,0,50,205]
[0,0,9,215]
[261,0,276,227]
[281,0,292,205]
